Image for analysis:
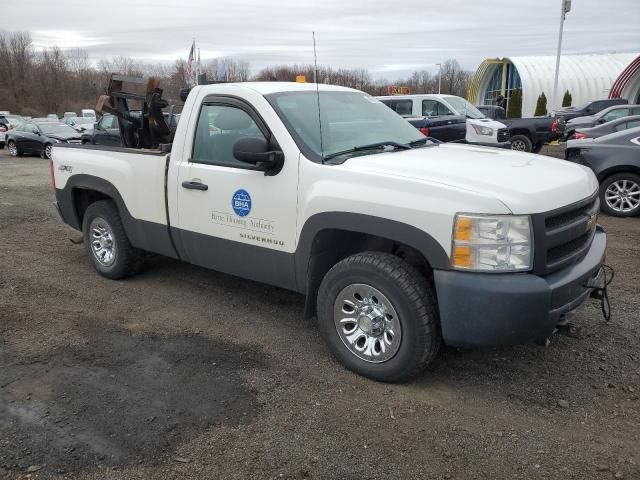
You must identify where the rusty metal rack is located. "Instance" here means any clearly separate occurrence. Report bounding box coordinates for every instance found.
[96,74,171,149]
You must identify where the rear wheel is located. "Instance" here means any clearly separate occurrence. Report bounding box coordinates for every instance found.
[317,252,441,382]
[7,141,21,157]
[600,173,640,217]
[43,143,53,159]
[82,200,145,279]
[510,135,532,152]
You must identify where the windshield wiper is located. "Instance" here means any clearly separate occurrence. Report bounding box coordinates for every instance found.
[324,141,411,161]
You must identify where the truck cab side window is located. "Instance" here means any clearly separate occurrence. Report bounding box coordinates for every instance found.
[393,100,412,116]
[100,115,115,129]
[192,104,265,168]
[422,100,453,117]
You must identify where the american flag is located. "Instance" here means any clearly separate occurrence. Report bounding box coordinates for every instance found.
[186,40,195,84]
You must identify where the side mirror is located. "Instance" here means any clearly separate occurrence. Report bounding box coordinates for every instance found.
[585,107,592,113]
[597,118,606,124]
[32,128,40,135]
[233,137,283,174]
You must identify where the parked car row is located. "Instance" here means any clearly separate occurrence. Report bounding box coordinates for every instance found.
[379,94,512,148]
[566,127,640,217]
[5,120,82,159]
[1,106,183,155]
[559,103,640,140]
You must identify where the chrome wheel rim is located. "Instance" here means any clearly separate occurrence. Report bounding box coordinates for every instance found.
[90,217,116,266]
[45,144,52,159]
[605,180,640,213]
[333,283,402,363]
[511,139,526,151]
[8,142,17,156]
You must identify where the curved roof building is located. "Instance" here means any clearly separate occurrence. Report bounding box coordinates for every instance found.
[468,53,639,117]
[609,54,640,103]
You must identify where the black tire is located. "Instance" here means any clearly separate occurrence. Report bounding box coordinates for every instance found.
[42,143,53,159]
[510,134,532,152]
[7,140,22,157]
[599,173,640,217]
[82,200,145,279]
[531,142,544,154]
[317,252,441,382]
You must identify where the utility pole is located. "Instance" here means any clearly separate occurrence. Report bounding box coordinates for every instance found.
[552,0,572,112]
[436,63,442,94]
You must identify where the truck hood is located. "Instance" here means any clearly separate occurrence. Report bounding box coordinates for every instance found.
[343,143,598,214]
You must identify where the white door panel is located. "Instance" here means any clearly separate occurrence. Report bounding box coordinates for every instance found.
[174,101,298,254]
[176,162,298,253]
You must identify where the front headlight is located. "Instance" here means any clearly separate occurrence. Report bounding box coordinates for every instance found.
[472,125,494,136]
[451,214,533,272]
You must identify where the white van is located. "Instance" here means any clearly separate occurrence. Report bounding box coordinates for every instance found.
[377,94,510,148]
[81,109,96,119]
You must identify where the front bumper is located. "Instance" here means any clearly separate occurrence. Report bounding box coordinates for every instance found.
[434,228,606,347]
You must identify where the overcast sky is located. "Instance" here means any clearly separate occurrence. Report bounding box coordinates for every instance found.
[6,0,640,78]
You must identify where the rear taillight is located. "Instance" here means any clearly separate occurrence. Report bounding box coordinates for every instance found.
[574,132,589,140]
[49,159,56,190]
[551,119,558,133]
[419,127,430,137]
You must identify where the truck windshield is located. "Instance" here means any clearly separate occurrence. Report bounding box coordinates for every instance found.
[266,91,425,162]
[444,96,485,119]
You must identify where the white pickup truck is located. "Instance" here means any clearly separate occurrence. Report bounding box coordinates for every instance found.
[52,82,606,381]
[377,93,511,148]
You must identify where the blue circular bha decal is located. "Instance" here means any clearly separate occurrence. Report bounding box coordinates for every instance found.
[232,189,252,217]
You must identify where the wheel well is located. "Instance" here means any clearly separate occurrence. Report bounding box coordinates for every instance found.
[303,229,434,318]
[598,166,640,183]
[509,129,532,137]
[72,188,112,226]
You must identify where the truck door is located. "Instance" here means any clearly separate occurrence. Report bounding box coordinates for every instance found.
[173,98,299,289]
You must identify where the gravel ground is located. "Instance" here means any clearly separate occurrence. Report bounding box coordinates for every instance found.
[0,147,639,480]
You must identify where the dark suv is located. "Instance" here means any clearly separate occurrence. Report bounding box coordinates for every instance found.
[552,98,628,122]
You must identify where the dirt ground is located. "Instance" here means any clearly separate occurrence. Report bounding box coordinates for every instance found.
[0,146,639,480]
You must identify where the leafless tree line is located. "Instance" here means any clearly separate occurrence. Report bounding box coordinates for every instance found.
[0,31,472,117]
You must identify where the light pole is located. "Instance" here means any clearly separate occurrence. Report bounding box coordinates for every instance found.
[552,0,572,112]
[436,63,442,94]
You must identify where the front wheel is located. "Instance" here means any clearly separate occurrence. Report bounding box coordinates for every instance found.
[82,200,145,279]
[317,252,441,382]
[600,173,640,217]
[510,135,532,152]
